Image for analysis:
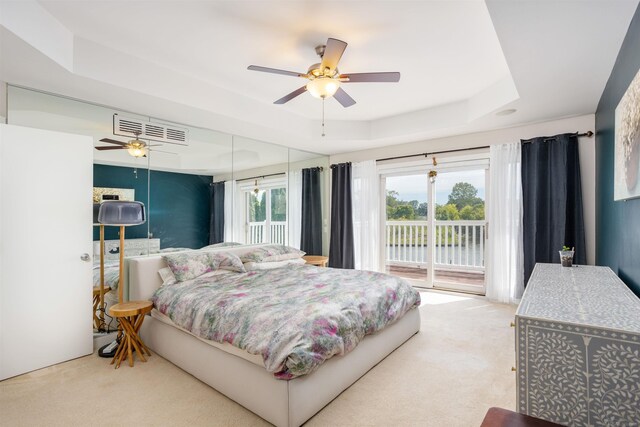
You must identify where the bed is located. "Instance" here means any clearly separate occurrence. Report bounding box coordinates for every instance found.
[126,245,421,427]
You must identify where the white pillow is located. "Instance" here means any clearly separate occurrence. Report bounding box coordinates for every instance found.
[243,258,306,271]
[157,267,177,286]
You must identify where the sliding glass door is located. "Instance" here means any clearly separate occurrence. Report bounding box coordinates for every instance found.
[432,168,486,293]
[382,163,487,294]
[383,173,431,282]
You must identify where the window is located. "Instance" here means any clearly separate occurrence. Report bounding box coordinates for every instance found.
[243,179,287,244]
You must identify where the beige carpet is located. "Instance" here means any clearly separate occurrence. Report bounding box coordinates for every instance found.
[0,291,516,426]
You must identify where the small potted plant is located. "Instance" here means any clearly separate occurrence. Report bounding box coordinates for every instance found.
[559,245,575,267]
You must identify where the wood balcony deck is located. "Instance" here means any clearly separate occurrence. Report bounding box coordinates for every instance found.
[386,265,485,287]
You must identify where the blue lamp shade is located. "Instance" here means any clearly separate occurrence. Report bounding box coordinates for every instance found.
[98,201,146,226]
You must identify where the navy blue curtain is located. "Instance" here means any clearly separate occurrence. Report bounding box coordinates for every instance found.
[301,167,323,255]
[329,163,354,269]
[521,133,586,284]
[209,182,225,244]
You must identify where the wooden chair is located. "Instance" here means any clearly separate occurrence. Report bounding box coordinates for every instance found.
[92,286,111,330]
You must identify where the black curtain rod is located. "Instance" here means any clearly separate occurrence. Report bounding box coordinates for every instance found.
[330,162,352,168]
[376,146,489,163]
[211,172,286,185]
[522,130,594,144]
[375,130,594,163]
[236,172,286,183]
[238,166,324,181]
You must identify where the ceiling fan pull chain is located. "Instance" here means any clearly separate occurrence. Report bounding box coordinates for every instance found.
[322,97,326,137]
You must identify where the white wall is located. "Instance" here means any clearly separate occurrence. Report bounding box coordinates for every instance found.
[331,114,597,265]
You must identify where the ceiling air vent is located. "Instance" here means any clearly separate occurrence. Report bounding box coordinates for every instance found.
[113,114,188,146]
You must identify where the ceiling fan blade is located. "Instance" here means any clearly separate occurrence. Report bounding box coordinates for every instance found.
[248,65,306,78]
[95,146,126,151]
[321,38,347,73]
[334,87,356,108]
[99,138,128,146]
[274,86,307,104]
[340,72,401,83]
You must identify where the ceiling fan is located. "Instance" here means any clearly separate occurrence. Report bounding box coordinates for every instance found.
[248,38,400,108]
[95,132,176,158]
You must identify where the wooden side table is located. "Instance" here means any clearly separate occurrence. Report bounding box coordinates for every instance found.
[93,286,111,330]
[302,255,329,267]
[109,300,153,368]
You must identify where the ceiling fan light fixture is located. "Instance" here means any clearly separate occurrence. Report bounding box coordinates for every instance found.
[306,77,340,99]
[127,146,147,158]
[127,140,147,158]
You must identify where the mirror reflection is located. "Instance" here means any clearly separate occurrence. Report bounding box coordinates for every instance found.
[7,87,154,332]
[289,149,330,255]
[6,85,329,335]
[147,125,232,251]
[231,136,289,245]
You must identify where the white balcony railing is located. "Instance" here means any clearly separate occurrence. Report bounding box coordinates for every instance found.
[386,220,485,271]
[248,221,288,245]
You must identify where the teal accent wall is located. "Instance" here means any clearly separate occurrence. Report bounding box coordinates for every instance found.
[595,3,640,296]
[94,164,212,249]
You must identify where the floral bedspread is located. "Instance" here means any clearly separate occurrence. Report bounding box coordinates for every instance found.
[152,264,421,379]
[93,262,120,290]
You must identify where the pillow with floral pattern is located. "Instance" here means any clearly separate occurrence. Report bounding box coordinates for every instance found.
[162,252,215,282]
[237,245,305,263]
[210,252,246,273]
[201,242,242,249]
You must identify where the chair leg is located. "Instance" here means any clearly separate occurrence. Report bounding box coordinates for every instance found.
[122,316,146,363]
[93,296,100,330]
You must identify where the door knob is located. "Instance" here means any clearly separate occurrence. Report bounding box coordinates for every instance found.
[80,253,91,262]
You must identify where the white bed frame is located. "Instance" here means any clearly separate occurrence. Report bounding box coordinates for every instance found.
[126,252,421,427]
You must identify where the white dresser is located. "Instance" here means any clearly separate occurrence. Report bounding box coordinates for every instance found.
[516,264,640,426]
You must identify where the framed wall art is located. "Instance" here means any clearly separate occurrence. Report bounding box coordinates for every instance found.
[615,67,640,201]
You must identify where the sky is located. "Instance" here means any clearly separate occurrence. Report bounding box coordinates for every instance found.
[386,169,486,205]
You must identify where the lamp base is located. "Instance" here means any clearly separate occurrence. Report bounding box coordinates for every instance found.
[98,339,119,358]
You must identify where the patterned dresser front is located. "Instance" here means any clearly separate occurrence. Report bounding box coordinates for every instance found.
[516,264,640,426]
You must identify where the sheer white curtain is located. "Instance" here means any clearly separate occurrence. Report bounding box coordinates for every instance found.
[352,160,380,271]
[288,170,303,249]
[235,183,247,243]
[223,180,235,242]
[486,142,524,304]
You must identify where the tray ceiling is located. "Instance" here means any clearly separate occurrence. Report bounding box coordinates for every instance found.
[1,0,638,154]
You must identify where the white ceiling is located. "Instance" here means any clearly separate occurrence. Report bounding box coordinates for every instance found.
[1,0,638,155]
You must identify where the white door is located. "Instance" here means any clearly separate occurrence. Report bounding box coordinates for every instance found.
[0,124,93,380]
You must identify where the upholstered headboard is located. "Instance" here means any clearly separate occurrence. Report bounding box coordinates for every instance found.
[93,238,161,262]
[126,243,269,301]
[127,254,167,301]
